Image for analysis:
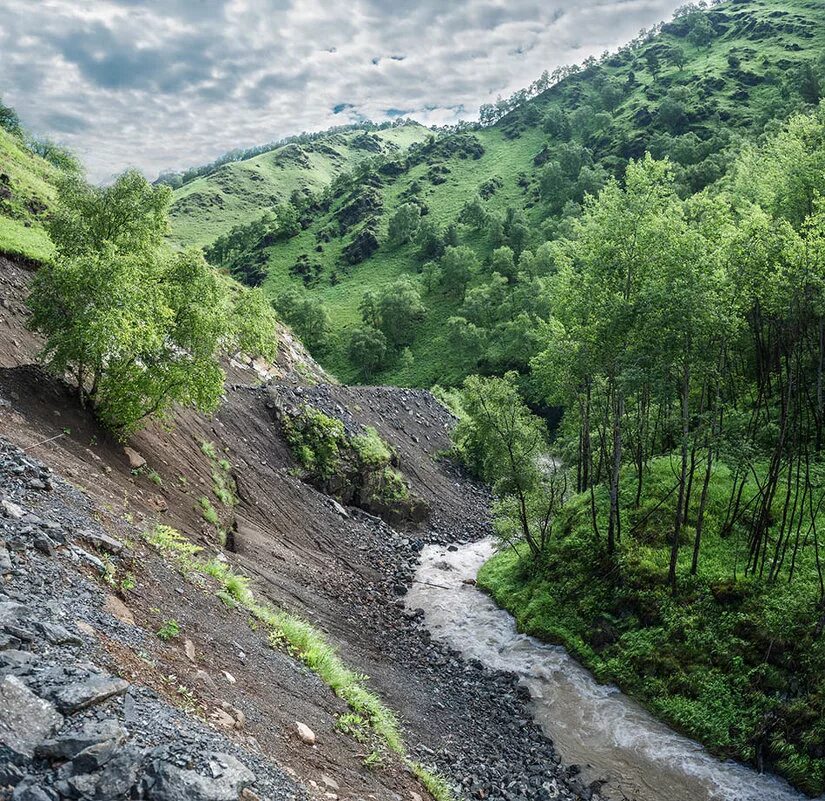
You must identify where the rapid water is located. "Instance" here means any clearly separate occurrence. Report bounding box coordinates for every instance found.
[407,538,817,801]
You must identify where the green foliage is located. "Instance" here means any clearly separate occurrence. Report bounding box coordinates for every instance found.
[348,326,388,378]
[274,287,331,352]
[156,619,181,641]
[351,426,392,467]
[375,278,425,347]
[26,170,277,436]
[479,456,825,795]
[387,202,420,246]
[197,496,220,526]
[282,405,346,479]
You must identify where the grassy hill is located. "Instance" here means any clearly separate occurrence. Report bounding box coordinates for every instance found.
[169,0,825,387]
[0,127,59,263]
[167,123,431,248]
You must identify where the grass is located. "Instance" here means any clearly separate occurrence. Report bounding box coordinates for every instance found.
[156,618,181,641]
[141,523,454,797]
[168,124,432,248]
[478,455,825,795]
[0,127,59,264]
[197,495,220,526]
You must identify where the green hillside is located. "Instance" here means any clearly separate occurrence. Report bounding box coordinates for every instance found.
[170,0,825,387]
[0,126,59,263]
[168,123,431,248]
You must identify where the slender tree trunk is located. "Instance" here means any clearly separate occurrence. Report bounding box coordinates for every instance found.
[669,357,690,592]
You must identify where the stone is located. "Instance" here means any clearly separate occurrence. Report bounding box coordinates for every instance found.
[0,631,21,650]
[103,594,135,626]
[33,534,56,556]
[0,544,12,574]
[11,782,54,801]
[193,670,217,691]
[0,649,39,675]
[142,751,254,801]
[72,738,120,773]
[76,529,125,555]
[94,744,144,798]
[221,670,236,684]
[184,638,196,662]
[0,600,27,626]
[209,708,236,729]
[33,621,83,645]
[321,775,340,790]
[1,499,24,520]
[0,675,63,762]
[123,447,146,470]
[47,672,129,713]
[219,701,245,729]
[295,721,316,745]
[75,620,96,637]
[36,720,127,761]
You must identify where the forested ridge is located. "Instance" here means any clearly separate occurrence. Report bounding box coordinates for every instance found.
[172,0,825,391]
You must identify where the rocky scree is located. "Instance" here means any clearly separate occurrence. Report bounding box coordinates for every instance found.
[0,439,301,801]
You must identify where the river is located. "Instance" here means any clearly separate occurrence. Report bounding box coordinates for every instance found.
[406,538,817,801]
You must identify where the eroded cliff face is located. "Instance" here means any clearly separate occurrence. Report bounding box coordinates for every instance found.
[0,256,598,801]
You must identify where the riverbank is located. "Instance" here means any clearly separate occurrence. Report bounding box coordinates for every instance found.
[409,538,814,801]
[474,458,825,798]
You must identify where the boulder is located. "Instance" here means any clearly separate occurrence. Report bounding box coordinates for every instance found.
[123,447,146,470]
[36,720,127,762]
[46,672,129,713]
[295,721,316,745]
[0,675,63,763]
[142,750,254,801]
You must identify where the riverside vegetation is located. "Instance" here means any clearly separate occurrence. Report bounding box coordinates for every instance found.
[2,0,825,796]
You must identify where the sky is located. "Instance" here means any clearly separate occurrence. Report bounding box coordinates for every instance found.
[1,0,687,182]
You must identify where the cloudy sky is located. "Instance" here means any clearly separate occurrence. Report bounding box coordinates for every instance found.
[1,0,685,182]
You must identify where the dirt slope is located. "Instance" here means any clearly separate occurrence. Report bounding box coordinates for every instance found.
[0,256,599,801]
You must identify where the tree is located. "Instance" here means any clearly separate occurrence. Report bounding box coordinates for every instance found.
[0,98,22,136]
[687,14,714,48]
[459,196,489,231]
[274,288,330,351]
[440,246,477,300]
[456,373,562,558]
[387,202,420,246]
[348,326,387,378]
[359,290,381,327]
[415,218,445,262]
[666,45,687,71]
[645,50,661,78]
[28,171,276,436]
[377,279,425,347]
[543,107,571,140]
[490,246,517,282]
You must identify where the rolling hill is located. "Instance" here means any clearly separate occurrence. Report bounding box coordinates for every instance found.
[167,122,432,248]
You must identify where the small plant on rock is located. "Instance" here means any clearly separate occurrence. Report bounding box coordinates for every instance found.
[157,619,181,641]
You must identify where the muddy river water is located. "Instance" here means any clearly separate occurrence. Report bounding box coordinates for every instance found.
[406,538,817,801]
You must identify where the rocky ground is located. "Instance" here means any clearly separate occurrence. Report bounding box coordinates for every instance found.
[0,255,605,801]
[0,440,301,801]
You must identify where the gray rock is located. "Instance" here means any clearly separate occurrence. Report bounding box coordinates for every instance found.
[47,673,130,713]
[0,600,27,627]
[33,621,83,646]
[0,544,12,574]
[0,649,40,675]
[0,631,22,650]
[11,781,55,801]
[142,751,255,801]
[0,675,63,762]
[36,719,128,761]
[1,499,24,520]
[72,738,120,772]
[75,528,125,555]
[92,744,145,800]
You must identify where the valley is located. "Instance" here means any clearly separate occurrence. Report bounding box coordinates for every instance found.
[2,0,825,799]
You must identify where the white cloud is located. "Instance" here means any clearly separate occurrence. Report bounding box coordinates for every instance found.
[0,0,686,182]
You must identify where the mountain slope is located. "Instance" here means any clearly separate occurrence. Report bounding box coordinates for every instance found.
[171,0,825,387]
[0,127,58,264]
[167,123,432,248]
